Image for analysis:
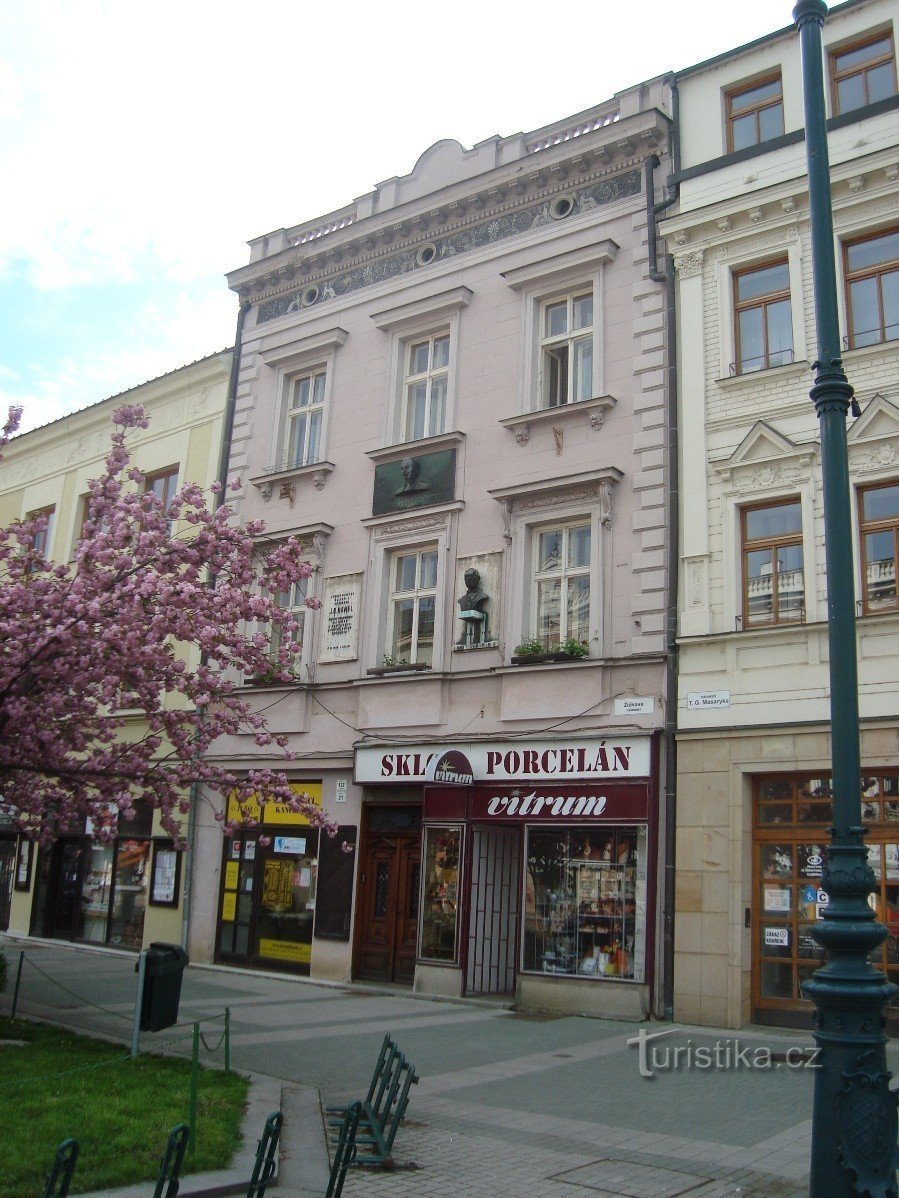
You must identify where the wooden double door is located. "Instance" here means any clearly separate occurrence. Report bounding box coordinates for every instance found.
[354,805,421,985]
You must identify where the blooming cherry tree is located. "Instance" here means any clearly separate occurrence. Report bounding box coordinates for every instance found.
[0,404,325,845]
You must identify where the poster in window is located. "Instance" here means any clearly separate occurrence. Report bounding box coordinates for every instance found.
[14,837,32,891]
[319,574,363,663]
[149,843,181,907]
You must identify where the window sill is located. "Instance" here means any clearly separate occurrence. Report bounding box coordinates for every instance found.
[500,396,617,445]
[715,361,809,388]
[509,652,592,666]
[366,430,465,464]
[844,336,899,363]
[251,461,335,500]
[366,663,432,677]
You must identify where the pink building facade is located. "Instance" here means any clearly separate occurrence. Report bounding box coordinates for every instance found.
[194,79,676,1019]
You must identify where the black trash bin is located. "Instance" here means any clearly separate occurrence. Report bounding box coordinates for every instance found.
[140,942,189,1032]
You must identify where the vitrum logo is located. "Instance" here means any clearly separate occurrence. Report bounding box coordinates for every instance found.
[428,749,474,786]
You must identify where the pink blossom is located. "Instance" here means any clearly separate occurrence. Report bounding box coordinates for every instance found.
[0,404,335,844]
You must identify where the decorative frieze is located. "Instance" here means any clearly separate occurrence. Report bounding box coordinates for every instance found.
[256,170,642,325]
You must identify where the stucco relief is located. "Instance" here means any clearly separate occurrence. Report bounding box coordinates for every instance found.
[728,464,805,493]
[516,486,600,512]
[256,170,642,324]
[674,251,703,278]
[684,557,708,609]
[850,442,899,474]
[372,512,449,538]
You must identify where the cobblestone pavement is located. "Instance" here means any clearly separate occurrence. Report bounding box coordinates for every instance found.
[5,934,892,1197]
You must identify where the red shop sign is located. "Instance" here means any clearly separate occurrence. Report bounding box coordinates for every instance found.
[424,783,649,823]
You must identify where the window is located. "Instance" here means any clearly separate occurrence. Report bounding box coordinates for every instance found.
[741,500,805,626]
[271,575,310,667]
[733,260,794,374]
[284,369,326,468]
[401,334,449,441]
[533,522,591,649]
[540,291,594,407]
[524,826,647,981]
[144,466,179,509]
[844,229,899,349]
[830,31,897,115]
[420,826,462,962]
[387,547,437,666]
[27,505,55,559]
[726,74,784,151]
[859,481,899,613]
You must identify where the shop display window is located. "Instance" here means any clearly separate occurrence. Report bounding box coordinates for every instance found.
[108,839,151,949]
[419,826,461,962]
[523,826,647,981]
[80,844,114,942]
[754,772,899,1013]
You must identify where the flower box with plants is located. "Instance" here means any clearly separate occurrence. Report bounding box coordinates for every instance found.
[510,637,590,666]
[366,654,432,677]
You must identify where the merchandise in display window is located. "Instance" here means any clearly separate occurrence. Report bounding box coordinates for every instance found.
[108,839,152,948]
[419,826,461,962]
[523,826,647,981]
[753,773,899,1016]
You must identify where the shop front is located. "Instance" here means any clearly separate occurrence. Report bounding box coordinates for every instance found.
[215,782,357,976]
[355,737,659,1019]
[26,805,183,950]
[753,770,899,1028]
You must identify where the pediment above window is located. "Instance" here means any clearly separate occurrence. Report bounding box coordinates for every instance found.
[259,327,348,370]
[715,421,817,484]
[848,394,899,475]
[847,393,899,444]
[369,286,473,333]
[501,239,619,291]
[489,467,623,539]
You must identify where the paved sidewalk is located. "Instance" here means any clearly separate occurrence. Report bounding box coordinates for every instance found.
[5,934,893,1197]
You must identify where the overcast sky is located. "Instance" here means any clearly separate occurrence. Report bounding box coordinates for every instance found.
[0,0,797,433]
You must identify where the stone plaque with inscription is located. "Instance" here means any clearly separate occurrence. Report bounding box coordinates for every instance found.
[319,573,363,662]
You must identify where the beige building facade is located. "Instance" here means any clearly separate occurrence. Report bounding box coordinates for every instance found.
[198,79,678,1018]
[0,351,232,953]
[662,0,899,1028]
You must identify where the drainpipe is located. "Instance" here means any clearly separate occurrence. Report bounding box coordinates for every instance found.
[181,299,250,952]
[645,76,681,1020]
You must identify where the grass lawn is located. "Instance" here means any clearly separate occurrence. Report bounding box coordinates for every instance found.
[0,1017,249,1197]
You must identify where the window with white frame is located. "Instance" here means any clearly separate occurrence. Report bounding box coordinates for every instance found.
[540,291,594,407]
[387,547,438,666]
[733,259,794,374]
[283,368,326,468]
[270,574,311,668]
[533,521,591,649]
[401,332,450,442]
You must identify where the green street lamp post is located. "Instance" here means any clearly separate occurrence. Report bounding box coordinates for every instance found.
[793,2,898,1194]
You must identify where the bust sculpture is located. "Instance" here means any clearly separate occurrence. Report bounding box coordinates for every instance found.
[395,456,430,495]
[456,567,489,646]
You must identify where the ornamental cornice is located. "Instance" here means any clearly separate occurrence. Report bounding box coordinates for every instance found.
[674,251,703,278]
[246,166,646,322]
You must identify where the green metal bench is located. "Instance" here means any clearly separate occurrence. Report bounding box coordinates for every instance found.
[43,1139,79,1198]
[152,1124,190,1198]
[325,1100,362,1198]
[246,1111,282,1198]
[351,1053,418,1169]
[327,1040,419,1170]
[325,1033,397,1118]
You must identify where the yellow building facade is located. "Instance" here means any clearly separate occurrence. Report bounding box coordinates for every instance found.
[0,350,232,953]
